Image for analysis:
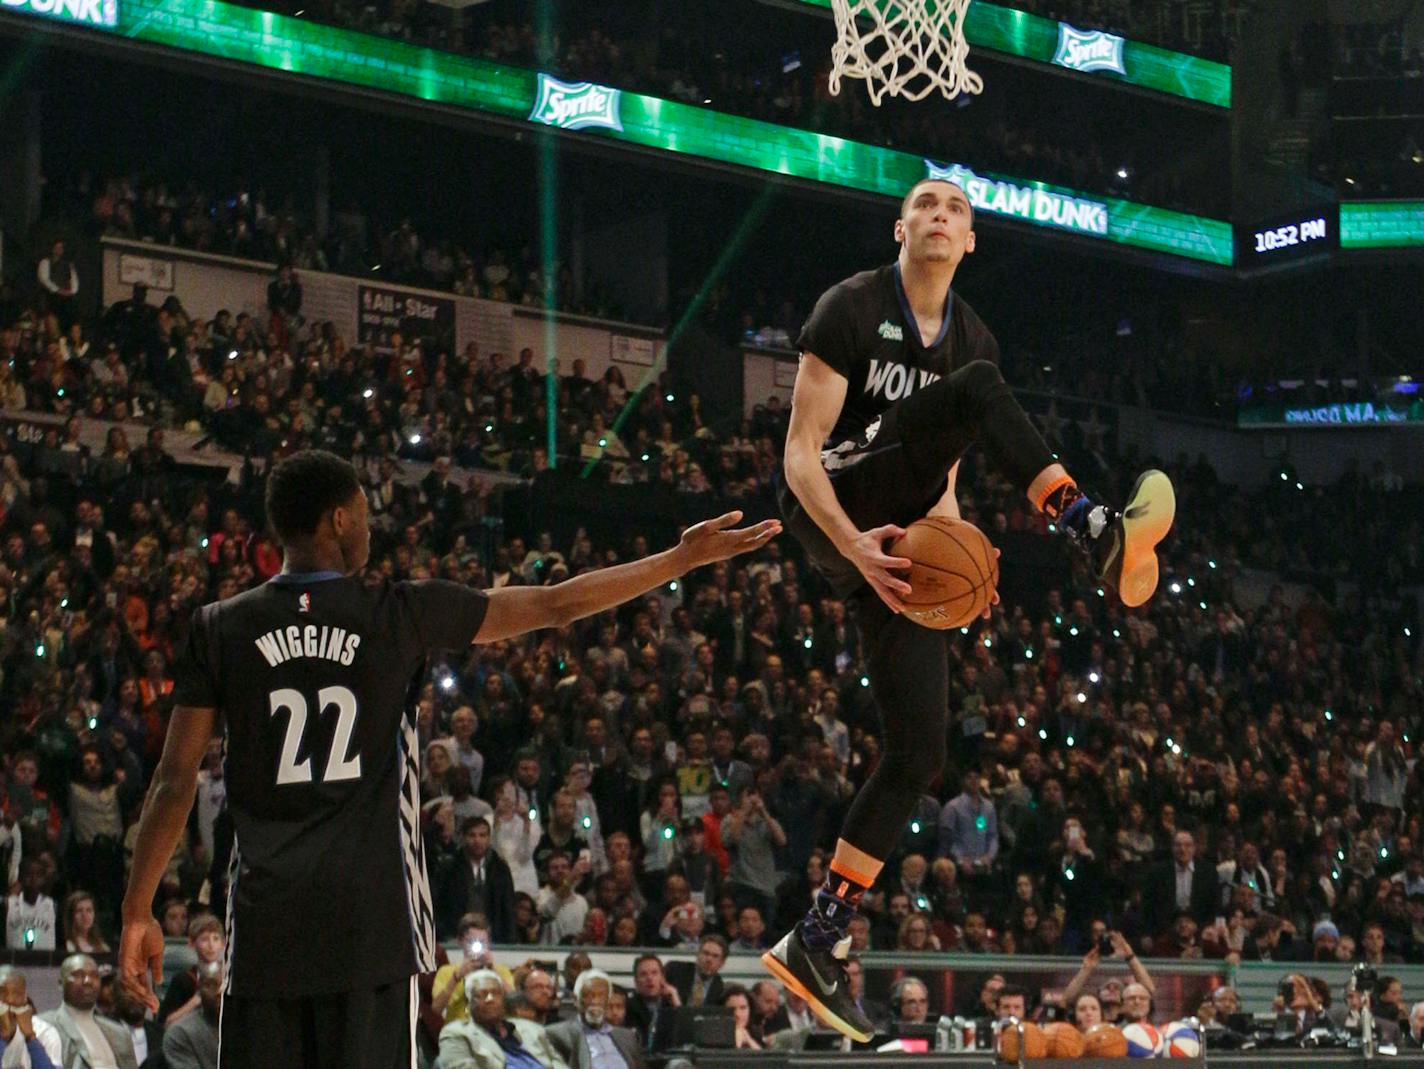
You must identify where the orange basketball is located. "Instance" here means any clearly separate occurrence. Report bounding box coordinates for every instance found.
[1082,1024,1129,1058]
[998,1021,1048,1061]
[890,517,999,630]
[1043,1022,1086,1058]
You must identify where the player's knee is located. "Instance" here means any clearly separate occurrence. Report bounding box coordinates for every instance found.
[961,359,1005,395]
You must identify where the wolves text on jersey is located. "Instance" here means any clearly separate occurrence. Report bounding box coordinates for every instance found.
[254,625,362,667]
[864,358,943,402]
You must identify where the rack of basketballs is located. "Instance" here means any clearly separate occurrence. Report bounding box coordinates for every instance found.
[999,1018,1203,1064]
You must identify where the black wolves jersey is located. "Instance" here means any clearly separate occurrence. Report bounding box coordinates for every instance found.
[170,573,488,997]
[797,263,999,471]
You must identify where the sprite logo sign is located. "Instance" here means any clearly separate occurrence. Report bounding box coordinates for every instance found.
[925,161,1109,237]
[2,0,117,25]
[1052,24,1127,76]
[529,75,623,132]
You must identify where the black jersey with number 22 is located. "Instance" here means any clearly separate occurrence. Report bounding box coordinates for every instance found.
[170,574,488,998]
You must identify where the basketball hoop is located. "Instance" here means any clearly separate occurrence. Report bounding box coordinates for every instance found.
[828,0,984,106]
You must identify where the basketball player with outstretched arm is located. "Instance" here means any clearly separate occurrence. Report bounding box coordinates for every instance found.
[117,450,780,1069]
[761,177,1176,1040]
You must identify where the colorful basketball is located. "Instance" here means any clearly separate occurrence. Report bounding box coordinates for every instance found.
[1122,1021,1165,1057]
[1082,1024,1129,1058]
[1163,1020,1200,1058]
[998,1021,1048,1061]
[890,516,999,630]
[1043,1022,1086,1058]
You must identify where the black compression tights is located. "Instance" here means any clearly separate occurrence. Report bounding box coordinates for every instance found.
[839,595,952,853]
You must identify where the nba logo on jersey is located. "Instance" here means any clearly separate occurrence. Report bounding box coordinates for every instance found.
[298,592,311,613]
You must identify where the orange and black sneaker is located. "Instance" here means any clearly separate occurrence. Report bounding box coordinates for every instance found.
[1069,469,1176,608]
[761,926,875,1043]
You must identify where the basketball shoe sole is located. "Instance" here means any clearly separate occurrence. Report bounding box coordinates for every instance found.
[1099,469,1175,608]
[761,930,875,1043]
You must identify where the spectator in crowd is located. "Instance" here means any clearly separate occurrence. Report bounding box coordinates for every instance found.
[1327,976,1402,1046]
[939,770,999,890]
[38,956,138,1069]
[664,934,728,1007]
[1406,1001,1424,1049]
[157,915,225,1027]
[844,956,890,1035]
[722,788,784,922]
[439,969,566,1069]
[161,961,221,1069]
[995,984,1028,1023]
[536,851,590,946]
[111,986,164,1069]
[0,965,62,1068]
[892,978,930,1026]
[1061,931,1156,1013]
[5,859,57,951]
[63,892,111,956]
[36,241,79,328]
[720,984,763,1051]
[439,817,516,943]
[1274,973,1326,1035]
[1121,982,1157,1027]
[1145,830,1219,937]
[431,914,512,1028]
[747,982,780,1045]
[545,968,646,1069]
[623,955,677,1055]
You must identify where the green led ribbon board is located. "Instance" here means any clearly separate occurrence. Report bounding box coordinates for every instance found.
[1239,400,1424,428]
[12,0,1233,264]
[1340,202,1424,249]
[795,0,1231,108]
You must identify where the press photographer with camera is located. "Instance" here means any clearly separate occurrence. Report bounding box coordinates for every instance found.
[1271,972,1325,1034]
[1327,965,1402,1048]
[1060,929,1156,1021]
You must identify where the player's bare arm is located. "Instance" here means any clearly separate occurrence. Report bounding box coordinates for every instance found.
[119,704,218,1012]
[473,510,781,643]
[783,353,912,613]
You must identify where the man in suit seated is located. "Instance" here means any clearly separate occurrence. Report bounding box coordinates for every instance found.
[622,955,679,1056]
[545,969,646,1069]
[39,955,138,1069]
[664,935,728,1008]
[439,970,568,1069]
[845,956,891,1035]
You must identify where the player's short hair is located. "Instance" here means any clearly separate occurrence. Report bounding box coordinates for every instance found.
[900,177,973,226]
[265,449,361,543]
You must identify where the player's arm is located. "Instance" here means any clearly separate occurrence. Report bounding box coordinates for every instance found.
[925,460,962,520]
[119,706,217,1012]
[473,510,780,644]
[783,353,911,612]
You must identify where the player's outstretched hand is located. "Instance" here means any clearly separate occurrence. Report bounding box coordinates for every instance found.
[679,511,781,567]
[118,915,166,1014]
[845,524,913,613]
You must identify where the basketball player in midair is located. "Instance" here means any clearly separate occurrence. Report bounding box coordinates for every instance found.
[117,450,780,1069]
[761,178,1175,1039]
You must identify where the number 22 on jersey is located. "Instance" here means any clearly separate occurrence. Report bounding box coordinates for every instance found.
[268,686,362,785]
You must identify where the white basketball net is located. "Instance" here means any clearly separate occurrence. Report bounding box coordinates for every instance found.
[828,0,984,106]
